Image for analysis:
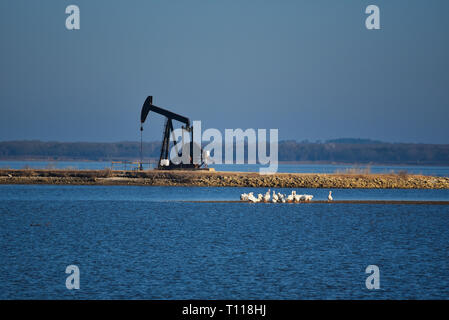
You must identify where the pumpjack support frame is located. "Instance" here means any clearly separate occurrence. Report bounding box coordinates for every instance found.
[140,96,203,170]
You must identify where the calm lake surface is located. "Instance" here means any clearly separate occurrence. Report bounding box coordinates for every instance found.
[1,160,449,177]
[1,185,449,299]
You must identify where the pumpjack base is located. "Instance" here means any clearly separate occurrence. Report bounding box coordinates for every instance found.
[156,164,211,171]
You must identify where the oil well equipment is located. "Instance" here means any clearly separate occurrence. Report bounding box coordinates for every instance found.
[140,96,205,170]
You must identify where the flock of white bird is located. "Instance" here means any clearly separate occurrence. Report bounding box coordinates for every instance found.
[240,190,333,203]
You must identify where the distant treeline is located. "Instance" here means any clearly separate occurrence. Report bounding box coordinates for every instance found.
[0,139,448,165]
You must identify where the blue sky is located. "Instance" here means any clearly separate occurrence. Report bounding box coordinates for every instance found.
[1,0,448,143]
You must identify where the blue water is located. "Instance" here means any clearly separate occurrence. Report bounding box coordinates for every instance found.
[1,160,449,177]
[1,185,449,299]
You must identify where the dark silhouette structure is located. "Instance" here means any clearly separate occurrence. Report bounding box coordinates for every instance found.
[140,96,203,170]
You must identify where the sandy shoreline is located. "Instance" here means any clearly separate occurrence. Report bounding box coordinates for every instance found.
[1,169,449,189]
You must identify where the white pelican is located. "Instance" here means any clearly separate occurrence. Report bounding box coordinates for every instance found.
[264,189,271,203]
[328,191,333,202]
[278,193,284,202]
[272,191,279,203]
[304,195,313,202]
[240,193,248,201]
[248,193,258,203]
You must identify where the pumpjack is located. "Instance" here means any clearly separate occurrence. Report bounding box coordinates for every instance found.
[140,96,204,170]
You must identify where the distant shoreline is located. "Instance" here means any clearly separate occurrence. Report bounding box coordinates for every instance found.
[1,169,448,189]
[1,140,448,166]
